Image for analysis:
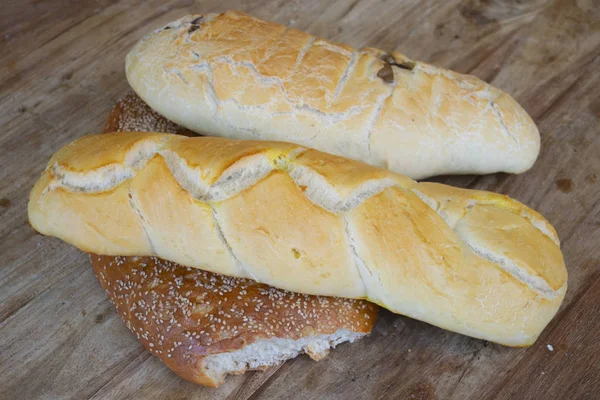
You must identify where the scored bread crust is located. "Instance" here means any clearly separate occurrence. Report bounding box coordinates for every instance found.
[91,92,378,387]
[29,130,567,346]
[125,10,540,180]
[92,255,377,387]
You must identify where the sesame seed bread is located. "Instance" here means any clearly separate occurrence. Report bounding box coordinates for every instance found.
[91,92,378,387]
[125,10,540,180]
[28,131,567,346]
[92,254,377,387]
[103,91,193,136]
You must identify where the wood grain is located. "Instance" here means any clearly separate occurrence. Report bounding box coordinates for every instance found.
[1,0,599,399]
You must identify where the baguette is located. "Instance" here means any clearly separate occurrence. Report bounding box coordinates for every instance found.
[29,132,566,346]
[125,10,540,179]
[92,92,377,387]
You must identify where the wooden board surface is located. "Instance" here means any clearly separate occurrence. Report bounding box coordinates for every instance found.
[1,0,599,398]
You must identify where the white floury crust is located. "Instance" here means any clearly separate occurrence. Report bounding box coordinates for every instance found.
[125,11,540,179]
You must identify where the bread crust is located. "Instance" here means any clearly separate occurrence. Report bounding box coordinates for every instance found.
[29,129,567,346]
[92,254,377,387]
[125,10,540,179]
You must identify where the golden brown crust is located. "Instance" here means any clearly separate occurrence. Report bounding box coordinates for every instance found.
[125,10,540,179]
[92,255,377,387]
[29,129,567,346]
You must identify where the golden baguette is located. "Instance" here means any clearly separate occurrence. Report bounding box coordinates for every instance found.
[29,132,567,346]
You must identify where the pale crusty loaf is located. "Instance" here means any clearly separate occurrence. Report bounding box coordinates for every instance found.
[29,132,566,346]
[92,92,377,387]
[92,254,377,387]
[125,10,540,179]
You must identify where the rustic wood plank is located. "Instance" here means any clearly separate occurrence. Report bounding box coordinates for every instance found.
[1,0,599,399]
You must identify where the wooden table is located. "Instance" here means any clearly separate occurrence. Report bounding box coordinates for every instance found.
[1,1,599,398]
